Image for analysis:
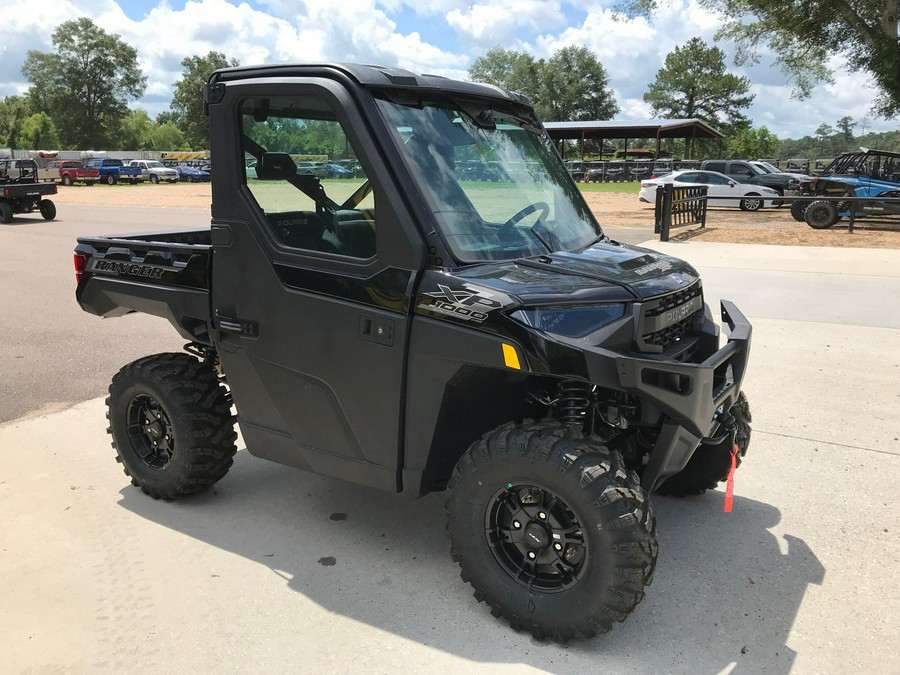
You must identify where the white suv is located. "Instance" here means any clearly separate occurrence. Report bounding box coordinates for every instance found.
[128,160,180,184]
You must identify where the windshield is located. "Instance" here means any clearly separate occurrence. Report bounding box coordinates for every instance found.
[754,162,776,173]
[146,161,164,168]
[376,99,602,262]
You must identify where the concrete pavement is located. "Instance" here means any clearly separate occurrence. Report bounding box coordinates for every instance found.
[1,240,899,673]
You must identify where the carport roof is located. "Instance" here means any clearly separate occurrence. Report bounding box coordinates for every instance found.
[543,119,724,140]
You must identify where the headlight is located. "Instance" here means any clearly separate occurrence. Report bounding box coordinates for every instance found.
[511,304,627,338]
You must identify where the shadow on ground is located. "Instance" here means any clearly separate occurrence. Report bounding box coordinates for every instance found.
[119,450,823,673]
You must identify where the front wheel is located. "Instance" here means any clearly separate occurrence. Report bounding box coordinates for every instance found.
[740,193,763,211]
[150,174,159,184]
[446,422,657,641]
[107,353,237,500]
[805,200,839,229]
[39,199,56,221]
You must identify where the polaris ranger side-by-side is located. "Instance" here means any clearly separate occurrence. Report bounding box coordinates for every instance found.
[74,64,752,641]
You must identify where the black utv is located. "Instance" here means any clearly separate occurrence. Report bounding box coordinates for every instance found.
[74,63,752,641]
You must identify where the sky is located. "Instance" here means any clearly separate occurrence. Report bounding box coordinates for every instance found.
[1,0,895,140]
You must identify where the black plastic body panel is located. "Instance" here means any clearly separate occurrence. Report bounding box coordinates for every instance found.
[75,231,214,343]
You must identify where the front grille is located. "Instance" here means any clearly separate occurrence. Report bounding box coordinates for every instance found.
[637,281,703,353]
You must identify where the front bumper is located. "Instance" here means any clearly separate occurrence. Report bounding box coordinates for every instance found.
[584,300,752,491]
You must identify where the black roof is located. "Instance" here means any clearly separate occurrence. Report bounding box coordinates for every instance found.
[208,63,530,106]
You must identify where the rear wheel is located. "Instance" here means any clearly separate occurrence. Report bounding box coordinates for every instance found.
[0,202,12,224]
[657,393,752,497]
[447,421,657,641]
[790,200,809,222]
[107,353,237,500]
[106,174,117,186]
[805,200,839,229]
[61,174,72,186]
[740,193,763,211]
[39,199,56,221]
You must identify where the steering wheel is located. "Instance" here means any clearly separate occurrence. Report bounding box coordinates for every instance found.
[499,201,550,232]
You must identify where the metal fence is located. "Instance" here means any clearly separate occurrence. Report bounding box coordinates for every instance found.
[654,184,708,241]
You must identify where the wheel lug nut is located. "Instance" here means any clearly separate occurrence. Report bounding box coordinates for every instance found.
[527,551,536,560]
[554,543,563,551]
[513,520,521,529]
[538,512,547,520]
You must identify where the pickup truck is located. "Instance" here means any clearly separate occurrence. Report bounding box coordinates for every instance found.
[83,158,144,185]
[0,158,58,222]
[700,159,799,198]
[37,159,100,186]
[74,62,753,641]
[127,159,179,184]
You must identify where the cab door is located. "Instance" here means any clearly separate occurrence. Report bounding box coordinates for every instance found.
[208,79,425,492]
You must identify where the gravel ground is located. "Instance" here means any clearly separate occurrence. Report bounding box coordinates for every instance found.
[53,183,900,249]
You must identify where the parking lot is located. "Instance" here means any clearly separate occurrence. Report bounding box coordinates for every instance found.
[1,196,898,673]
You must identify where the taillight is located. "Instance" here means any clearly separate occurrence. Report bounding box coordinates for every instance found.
[74,252,87,284]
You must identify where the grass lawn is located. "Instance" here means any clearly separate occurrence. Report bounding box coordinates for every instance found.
[577,182,641,194]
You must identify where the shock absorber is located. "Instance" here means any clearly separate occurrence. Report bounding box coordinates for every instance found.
[557,380,592,430]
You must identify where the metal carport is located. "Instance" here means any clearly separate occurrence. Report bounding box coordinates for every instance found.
[542,119,724,159]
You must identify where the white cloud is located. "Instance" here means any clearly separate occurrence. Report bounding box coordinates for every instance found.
[0,0,893,137]
[447,0,566,47]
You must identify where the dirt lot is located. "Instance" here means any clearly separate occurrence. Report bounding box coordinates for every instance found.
[53,183,900,249]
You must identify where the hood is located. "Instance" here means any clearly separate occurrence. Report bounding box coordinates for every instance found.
[455,239,700,305]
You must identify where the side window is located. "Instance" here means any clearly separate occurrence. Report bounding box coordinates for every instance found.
[240,95,376,260]
[705,173,730,185]
[705,162,725,173]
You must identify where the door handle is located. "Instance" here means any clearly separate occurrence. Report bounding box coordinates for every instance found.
[359,314,394,346]
[216,313,259,337]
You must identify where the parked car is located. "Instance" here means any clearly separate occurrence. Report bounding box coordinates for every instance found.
[83,158,143,185]
[295,161,330,177]
[749,160,810,183]
[38,160,100,186]
[127,160,179,184]
[175,164,211,182]
[639,169,780,211]
[700,159,799,198]
[325,163,352,178]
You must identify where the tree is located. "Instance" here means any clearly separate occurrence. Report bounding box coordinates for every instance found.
[643,38,754,157]
[726,125,779,159]
[0,96,32,148]
[21,18,146,149]
[117,110,155,150]
[620,0,900,117]
[151,123,188,151]
[469,47,542,103]
[17,113,61,150]
[835,116,857,143]
[538,46,619,121]
[469,46,618,122]
[171,52,239,149]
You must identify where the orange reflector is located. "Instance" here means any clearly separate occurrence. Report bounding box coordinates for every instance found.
[502,343,521,370]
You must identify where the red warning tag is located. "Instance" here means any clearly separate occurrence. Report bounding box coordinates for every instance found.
[724,443,739,513]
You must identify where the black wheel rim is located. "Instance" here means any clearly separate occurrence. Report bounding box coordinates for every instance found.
[484,483,588,593]
[125,395,175,470]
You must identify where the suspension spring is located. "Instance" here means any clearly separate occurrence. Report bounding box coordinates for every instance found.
[557,380,592,430]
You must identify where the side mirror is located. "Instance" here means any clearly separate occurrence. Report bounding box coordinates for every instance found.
[256,152,297,180]
[729,181,736,186]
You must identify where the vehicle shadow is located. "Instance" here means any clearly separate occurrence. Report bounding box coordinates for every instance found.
[118,449,823,673]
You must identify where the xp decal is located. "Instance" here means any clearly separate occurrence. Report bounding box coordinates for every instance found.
[420,283,504,323]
